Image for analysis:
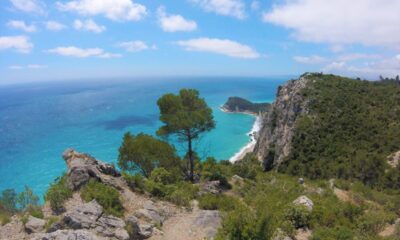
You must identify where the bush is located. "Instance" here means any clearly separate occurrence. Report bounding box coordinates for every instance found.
[144,180,169,197]
[216,204,273,240]
[284,205,311,229]
[81,180,124,217]
[26,205,44,219]
[201,158,232,189]
[0,189,17,213]
[45,175,73,213]
[356,210,393,236]
[17,186,39,210]
[122,172,145,192]
[150,167,180,185]
[165,182,199,207]
[334,179,351,190]
[0,211,10,226]
[311,227,354,240]
[198,194,237,211]
[231,154,261,180]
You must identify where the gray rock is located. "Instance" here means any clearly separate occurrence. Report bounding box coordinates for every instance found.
[200,180,221,195]
[33,229,99,240]
[135,203,163,226]
[25,216,46,234]
[272,228,293,240]
[114,228,130,240]
[126,216,154,239]
[298,178,304,184]
[254,76,310,170]
[62,148,121,190]
[64,200,103,229]
[192,210,221,239]
[293,196,313,211]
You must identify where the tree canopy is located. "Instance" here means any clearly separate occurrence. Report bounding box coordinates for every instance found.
[118,132,180,178]
[157,89,215,181]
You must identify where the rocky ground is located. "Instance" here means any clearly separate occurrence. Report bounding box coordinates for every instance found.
[0,149,222,240]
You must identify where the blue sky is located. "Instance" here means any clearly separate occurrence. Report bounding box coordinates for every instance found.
[0,0,399,84]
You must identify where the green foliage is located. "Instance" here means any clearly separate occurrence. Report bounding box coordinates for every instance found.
[356,210,395,236]
[215,204,273,240]
[0,189,17,213]
[150,167,180,185]
[311,226,354,240]
[231,154,262,180]
[284,205,311,229]
[122,172,145,192]
[26,205,44,219]
[157,88,215,181]
[164,182,199,207]
[198,194,238,211]
[81,180,124,217]
[118,133,181,178]
[17,186,39,210]
[0,210,11,226]
[45,174,73,213]
[201,157,231,189]
[280,74,400,188]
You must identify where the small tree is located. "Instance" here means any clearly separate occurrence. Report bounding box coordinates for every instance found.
[157,89,215,182]
[118,133,180,177]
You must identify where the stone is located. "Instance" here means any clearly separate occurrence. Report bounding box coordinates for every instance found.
[138,224,153,239]
[200,180,221,195]
[32,229,99,240]
[64,200,103,229]
[192,210,221,239]
[293,196,313,211]
[272,228,293,240]
[298,178,304,184]
[135,208,163,226]
[62,148,122,190]
[388,151,400,168]
[25,216,46,234]
[114,228,130,240]
[126,216,154,239]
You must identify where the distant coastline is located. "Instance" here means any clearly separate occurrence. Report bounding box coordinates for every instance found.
[220,106,262,162]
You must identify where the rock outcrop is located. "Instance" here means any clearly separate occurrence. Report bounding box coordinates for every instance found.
[62,148,122,190]
[254,75,310,170]
[293,196,314,211]
[25,216,46,234]
[387,151,400,168]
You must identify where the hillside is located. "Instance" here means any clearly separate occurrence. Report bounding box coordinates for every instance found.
[222,97,271,114]
[255,73,400,188]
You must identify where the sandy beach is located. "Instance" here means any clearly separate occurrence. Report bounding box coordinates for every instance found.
[220,106,262,162]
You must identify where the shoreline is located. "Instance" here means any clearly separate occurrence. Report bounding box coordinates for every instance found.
[219,106,262,163]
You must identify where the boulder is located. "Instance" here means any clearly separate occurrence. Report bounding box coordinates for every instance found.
[135,201,163,226]
[126,216,154,239]
[25,216,46,234]
[64,200,103,229]
[293,196,313,211]
[388,151,400,168]
[298,178,304,185]
[199,180,221,195]
[62,148,121,190]
[272,228,293,240]
[32,229,98,240]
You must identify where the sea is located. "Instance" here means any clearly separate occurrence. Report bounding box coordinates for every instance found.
[0,77,286,199]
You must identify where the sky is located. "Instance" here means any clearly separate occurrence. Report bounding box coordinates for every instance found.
[0,0,399,84]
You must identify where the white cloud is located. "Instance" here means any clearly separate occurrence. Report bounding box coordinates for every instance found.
[7,20,37,33]
[57,0,147,22]
[117,41,154,52]
[10,0,45,14]
[176,38,260,59]
[322,55,400,78]
[9,64,47,70]
[263,0,400,48]
[293,55,328,64]
[45,21,67,31]
[337,53,381,62]
[191,0,246,19]
[0,35,33,53]
[47,46,121,58]
[157,7,197,32]
[74,19,106,33]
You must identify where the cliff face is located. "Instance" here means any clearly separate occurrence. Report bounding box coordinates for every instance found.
[254,75,310,170]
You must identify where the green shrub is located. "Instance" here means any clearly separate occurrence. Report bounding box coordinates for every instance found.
[144,180,169,197]
[311,227,354,240]
[122,172,145,192]
[0,211,11,226]
[284,205,311,229]
[231,154,261,180]
[334,179,351,190]
[216,204,273,240]
[198,194,237,211]
[0,189,17,213]
[45,175,73,213]
[26,205,44,219]
[150,167,179,185]
[17,186,39,210]
[165,182,199,207]
[81,180,124,217]
[356,210,393,236]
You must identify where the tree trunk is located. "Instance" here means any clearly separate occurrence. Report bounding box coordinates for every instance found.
[188,136,194,182]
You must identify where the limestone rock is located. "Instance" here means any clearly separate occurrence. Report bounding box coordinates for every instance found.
[388,151,400,168]
[293,196,313,211]
[192,210,221,239]
[126,216,154,239]
[254,76,310,170]
[135,201,163,226]
[33,229,99,240]
[64,200,103,229]
[62,148,121,190]
[272,228,293,240]
[199,180,221,195]
[25,216,46,234]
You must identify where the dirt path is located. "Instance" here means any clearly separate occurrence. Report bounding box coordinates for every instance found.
[150,201,221,240]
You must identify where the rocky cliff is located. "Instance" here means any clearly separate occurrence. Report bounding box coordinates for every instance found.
[254,75,311,170]
[222,97,271,115]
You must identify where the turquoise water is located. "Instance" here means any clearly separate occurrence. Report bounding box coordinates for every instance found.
[0,77,285,199]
